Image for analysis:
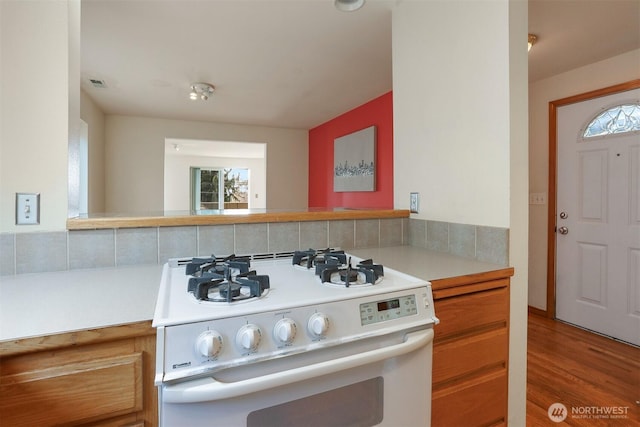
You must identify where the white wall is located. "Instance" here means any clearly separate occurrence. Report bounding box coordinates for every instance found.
[80,90,106,214]
[67,0,81,218]
[528,49,640,310]
[164,154,266,211]
[0,0,72,232]
[0,0,308,228]
[507,1,529,424]
[105,115,308,213]
[392,1,510,228]
[392,1,528,425]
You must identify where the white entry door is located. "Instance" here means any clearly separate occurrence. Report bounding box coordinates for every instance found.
[556,88,640,346]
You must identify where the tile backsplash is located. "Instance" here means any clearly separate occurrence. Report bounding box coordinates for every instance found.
[0,218,403,276]
[0,217,509,276]
[407,218,509,266]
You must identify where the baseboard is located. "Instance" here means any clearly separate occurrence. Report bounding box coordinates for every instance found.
[528,305,548,317]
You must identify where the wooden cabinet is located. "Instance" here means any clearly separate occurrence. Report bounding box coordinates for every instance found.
[0,321,157,427]
[431,271,512,427]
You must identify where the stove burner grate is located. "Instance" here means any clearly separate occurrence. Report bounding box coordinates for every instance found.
[318,257,384,287]
[186,254,251,277]
[293,249,347,270]
[185,254,270,302]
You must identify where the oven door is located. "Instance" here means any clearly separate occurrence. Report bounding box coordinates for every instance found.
[159,328,434,427]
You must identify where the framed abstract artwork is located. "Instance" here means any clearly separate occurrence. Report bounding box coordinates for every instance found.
[333,126,376,192]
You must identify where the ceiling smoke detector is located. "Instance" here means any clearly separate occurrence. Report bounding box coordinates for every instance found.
[189,82,215,101]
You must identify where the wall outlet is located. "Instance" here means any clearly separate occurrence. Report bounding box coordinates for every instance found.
[410,192,419,213]
[16,193,40,225]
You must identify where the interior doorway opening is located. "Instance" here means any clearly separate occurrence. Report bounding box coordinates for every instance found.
[163,139,266,212]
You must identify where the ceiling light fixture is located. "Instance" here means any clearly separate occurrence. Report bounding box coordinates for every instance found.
[189,82,215,101]
[335,0,365,12]
[528,34,537,52]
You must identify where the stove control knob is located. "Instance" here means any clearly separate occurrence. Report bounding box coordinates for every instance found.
[308,313,330,338]
[236,324,262,352]
[273,318,297,345]
[195,330,223,358]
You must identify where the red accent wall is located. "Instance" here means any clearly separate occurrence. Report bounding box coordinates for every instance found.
[308,91,393,208]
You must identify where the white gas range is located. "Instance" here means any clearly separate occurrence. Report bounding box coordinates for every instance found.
[153,249,438,427]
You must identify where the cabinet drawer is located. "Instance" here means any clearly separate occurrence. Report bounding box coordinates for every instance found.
[0,353,143,426]
[432,369,508,427]
[434,286,508,340]
[433,327,508,387]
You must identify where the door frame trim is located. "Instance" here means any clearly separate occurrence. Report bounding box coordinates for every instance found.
[546,79,640,319]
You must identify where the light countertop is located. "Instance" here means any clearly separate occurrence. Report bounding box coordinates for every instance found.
[349,246,510,284]
[0,264,163,342]
[0,246,511,343]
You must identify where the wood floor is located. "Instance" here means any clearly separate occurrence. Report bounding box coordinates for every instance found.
[527,313,640,426]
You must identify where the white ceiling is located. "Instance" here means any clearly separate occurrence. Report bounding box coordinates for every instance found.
[528,0,639,82]
[81,0,640,131]
[165,139,266,158]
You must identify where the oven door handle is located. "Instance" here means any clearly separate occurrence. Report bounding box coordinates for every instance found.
[163,328,434,403]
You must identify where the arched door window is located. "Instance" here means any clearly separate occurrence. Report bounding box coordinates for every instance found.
[582,102,640,138]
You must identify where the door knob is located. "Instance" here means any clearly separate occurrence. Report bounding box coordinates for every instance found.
[558,226,569,235]
[560,212,568,219]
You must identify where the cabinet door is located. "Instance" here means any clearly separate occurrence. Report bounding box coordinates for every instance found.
[432,370,508,427]
[0,353,143,426]
[433,327,507,385]
[0,330,156,427]
[431,280,510,427]
[434,285,509,340]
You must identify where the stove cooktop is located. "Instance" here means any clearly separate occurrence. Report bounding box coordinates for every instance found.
[152,252,430,328]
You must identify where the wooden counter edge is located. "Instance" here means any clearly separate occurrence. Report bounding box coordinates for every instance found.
[67,209,410,230]
[430,267,514,292]
[0,320,155,357]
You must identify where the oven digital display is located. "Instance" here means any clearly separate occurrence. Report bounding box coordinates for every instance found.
[360,295,418,325]
[377,299,400,312]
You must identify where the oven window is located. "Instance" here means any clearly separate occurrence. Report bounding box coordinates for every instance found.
[247,377,383,427]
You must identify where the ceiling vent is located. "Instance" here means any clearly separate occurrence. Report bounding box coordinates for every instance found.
[88,78,107,88]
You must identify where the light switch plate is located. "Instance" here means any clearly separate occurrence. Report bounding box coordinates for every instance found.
[529,192,547,205]
[16,193,40,225]
[410,192,419,213]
